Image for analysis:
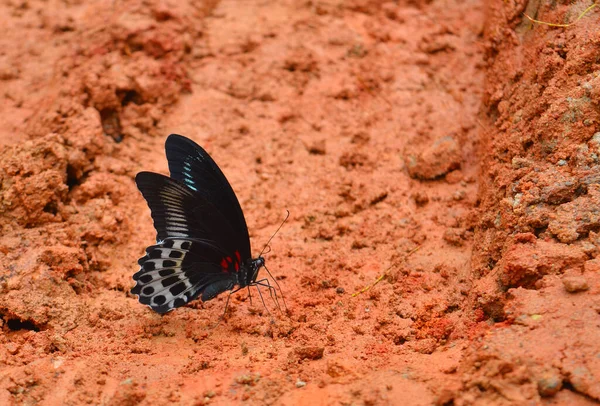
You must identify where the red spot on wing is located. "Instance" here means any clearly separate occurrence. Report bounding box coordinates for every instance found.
[235,251,241,262]
[235,262,239,271]
[221,258,228,270]
[226,256,232,263]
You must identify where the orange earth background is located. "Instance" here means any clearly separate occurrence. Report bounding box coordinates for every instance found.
[1,0,599,405]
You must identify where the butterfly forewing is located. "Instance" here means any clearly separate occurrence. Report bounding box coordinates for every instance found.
[136,172,243,256]
[165,134,251,259]
[135,172,196,240]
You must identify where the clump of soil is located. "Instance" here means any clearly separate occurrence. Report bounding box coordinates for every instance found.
[0,0,597,405]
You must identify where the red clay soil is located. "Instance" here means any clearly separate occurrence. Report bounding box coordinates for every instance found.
[0,0,598,405]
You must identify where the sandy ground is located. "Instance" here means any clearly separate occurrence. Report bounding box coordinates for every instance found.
[0,0,598,405]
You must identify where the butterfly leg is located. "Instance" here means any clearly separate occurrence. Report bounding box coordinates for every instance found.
[255,276,288,313]
[262,265,289,312]
[265,281,281,312]
[210,286,244,330]
[254,278,281,312]
[253,283,273,318]
[247,285,253,306]
[255,278,286,314]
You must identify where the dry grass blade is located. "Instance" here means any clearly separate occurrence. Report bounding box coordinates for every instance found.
[524,2,597,28]
[352,246,421,297]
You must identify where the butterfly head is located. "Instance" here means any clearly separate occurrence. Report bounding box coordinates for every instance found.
[249,256,265,283]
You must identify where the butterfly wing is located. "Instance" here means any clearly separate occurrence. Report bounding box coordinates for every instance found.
[132,238,235,313]
[135,171,240,254]
[164,134,251,259]
[133,134,255,313]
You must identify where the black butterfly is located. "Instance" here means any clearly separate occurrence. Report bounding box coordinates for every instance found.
[131,134,279,314]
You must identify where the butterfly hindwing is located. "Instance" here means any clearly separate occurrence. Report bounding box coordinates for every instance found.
[132,238,235,313]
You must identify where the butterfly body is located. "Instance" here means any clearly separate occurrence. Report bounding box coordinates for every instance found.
[131,134,265,313]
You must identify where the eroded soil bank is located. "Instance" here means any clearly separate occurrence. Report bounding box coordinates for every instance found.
[457,1,600,404]
[0,0,597,405]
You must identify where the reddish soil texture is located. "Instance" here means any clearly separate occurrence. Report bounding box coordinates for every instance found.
[0,0,598,405]
[460,1,600,405]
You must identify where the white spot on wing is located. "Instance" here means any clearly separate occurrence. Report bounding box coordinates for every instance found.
[167,226,189,232]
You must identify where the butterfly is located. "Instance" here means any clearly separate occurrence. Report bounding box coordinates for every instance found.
[131,134,281,314]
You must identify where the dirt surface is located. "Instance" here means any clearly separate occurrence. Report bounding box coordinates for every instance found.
[0,0,598,405]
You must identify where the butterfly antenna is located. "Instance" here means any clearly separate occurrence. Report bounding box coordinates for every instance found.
[258,210,290,257]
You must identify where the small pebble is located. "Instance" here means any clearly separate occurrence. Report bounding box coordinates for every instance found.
[512,157,533,169]
[405,135,461,179]
[413,191,429,206]
[538,371,562,397]
[562,276,589,293]
[445,169,463,184]
[336,287,345,294]
[5,342,18,355]
[294,346,324,360]
[296,380,306,388]
[592,298,600,314]
[235,373,261,386]
[452,190,466,201]
[307,140,326,155]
